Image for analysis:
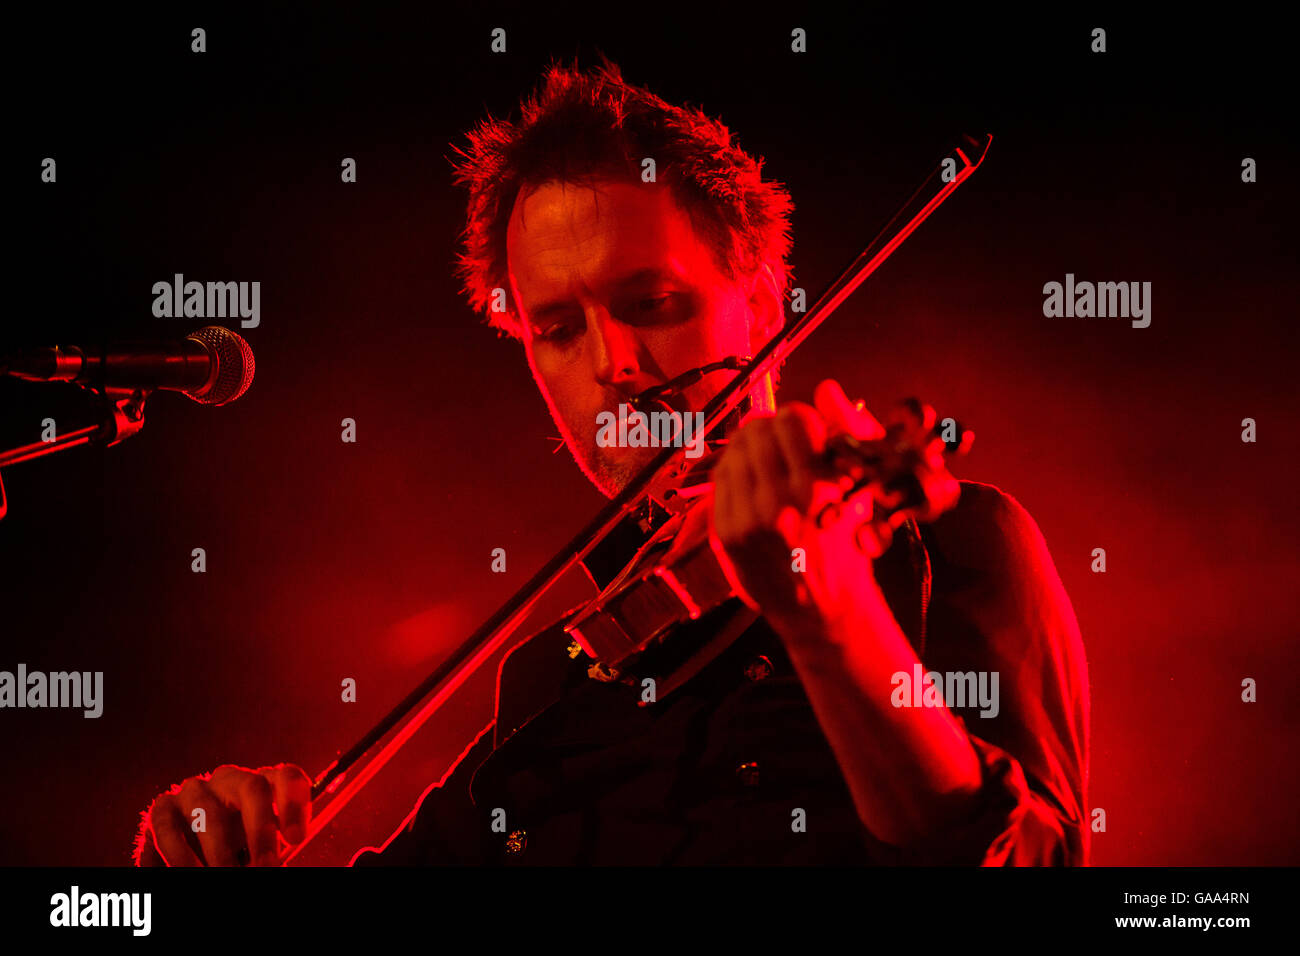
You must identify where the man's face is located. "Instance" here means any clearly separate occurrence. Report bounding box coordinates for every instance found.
[506,178,778,497]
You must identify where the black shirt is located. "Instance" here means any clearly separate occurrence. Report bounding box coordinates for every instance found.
[352,480,1090,865]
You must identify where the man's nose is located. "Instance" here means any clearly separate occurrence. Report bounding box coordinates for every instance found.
[588,309,645,390]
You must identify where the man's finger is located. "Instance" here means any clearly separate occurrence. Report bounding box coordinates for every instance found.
[814,379,885,439]
[740,418,788,524]
[260,764,312,846]
[177,778,242,867]
[208,766,280,866]
[147,794,202,867]
[772,406,819,511]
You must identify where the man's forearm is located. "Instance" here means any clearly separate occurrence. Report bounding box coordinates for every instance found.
[771,587,985,849]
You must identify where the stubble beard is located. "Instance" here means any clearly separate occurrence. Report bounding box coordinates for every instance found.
[583,433,660,499]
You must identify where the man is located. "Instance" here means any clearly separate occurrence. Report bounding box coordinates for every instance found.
[136,60,1089,866]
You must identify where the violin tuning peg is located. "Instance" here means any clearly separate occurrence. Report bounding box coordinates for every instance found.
[934,423,973,456]
[926,417,974,455]
[892,397,936,434]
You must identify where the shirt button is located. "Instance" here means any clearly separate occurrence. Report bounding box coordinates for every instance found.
[735,761,760,787]
[744,655,774,681]
[505,829,527,854]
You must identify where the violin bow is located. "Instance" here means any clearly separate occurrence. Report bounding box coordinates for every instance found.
[281,132,993,863]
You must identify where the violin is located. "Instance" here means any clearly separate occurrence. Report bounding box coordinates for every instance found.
[564,396,974,674]
[281,132,993,863]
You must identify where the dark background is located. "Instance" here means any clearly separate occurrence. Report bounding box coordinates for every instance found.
[2,4,1295,866]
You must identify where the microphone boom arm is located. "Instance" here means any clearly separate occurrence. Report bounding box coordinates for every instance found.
[0,386,149,521]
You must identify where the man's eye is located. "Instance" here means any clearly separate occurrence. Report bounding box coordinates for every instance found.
[538,321,580,343]
[637,294,673,312]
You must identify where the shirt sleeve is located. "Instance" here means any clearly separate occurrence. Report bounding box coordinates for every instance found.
[881,481,1091,866]
[349,721,496,866]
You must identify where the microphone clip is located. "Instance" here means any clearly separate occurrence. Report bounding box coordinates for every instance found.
[95,385,150,448]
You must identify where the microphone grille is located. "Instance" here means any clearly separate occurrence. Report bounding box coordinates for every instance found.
[186,326,255,405]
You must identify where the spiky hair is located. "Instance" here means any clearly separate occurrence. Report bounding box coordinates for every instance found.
[450,58,795,338]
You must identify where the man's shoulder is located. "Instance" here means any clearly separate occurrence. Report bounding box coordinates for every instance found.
[926,479,1057,576]
[923,480,1083,669]
[923,479,1082,642]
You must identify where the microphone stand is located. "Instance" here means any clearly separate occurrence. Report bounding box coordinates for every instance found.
[0,385,149,521]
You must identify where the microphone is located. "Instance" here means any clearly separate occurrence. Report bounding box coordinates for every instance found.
[2,326,255,405]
